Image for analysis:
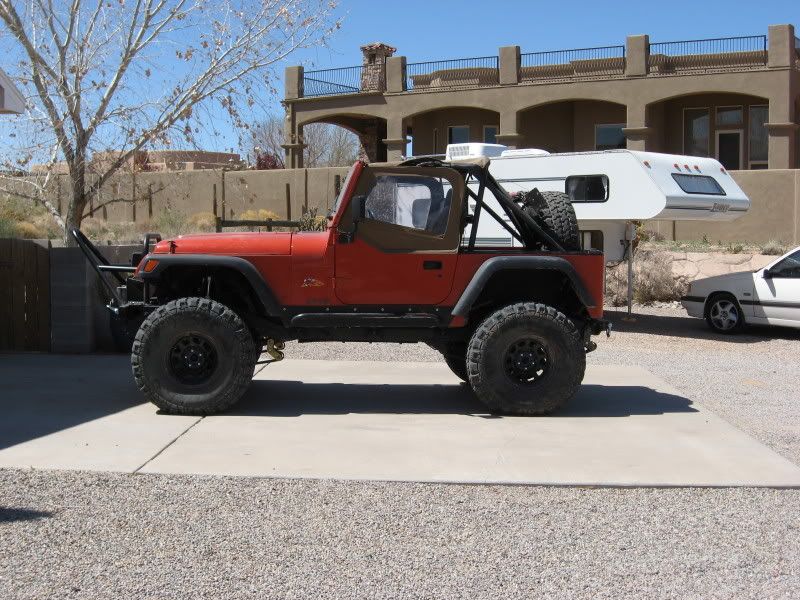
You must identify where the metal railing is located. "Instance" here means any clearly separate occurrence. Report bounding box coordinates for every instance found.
[648,35,767,72]
[302,64,386,98]
[520,45,626,80]
[215,217,300,232]
[406,56,499,91]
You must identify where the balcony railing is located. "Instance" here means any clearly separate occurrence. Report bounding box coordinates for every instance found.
[295,34,776,98]
[406,56,499,91]
[648,35,767,73]
[302,64,386,98]
[520,45,626,81]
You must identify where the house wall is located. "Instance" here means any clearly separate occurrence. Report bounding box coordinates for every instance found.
[410,108,499,155]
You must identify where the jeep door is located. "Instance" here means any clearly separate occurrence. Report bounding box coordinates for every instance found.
[334,166,463,305]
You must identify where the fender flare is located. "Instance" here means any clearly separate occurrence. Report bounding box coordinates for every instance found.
[451,255,596,318]
[139,254,283,320]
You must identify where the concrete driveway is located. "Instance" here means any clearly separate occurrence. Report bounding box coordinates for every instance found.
[1,354,799,487]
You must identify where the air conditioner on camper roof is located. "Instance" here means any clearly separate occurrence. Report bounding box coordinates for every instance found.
[445,143,550,161]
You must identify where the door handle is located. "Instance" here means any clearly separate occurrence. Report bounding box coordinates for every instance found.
[423,260,442,270]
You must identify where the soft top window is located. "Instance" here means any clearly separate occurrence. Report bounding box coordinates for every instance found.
[672,173,725,196]
[363,173,453,235]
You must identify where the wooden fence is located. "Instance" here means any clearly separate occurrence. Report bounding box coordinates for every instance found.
[0,239,51,352]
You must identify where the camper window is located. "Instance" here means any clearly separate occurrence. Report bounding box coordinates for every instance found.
[565,175,609,203]
[671,173,725,196]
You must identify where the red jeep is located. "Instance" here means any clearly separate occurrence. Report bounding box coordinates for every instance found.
[75,156,608,416]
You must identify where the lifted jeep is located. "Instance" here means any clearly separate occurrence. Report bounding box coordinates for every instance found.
[74,156,609,415]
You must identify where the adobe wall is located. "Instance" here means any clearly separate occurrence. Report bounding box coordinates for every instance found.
[647,170,800,245]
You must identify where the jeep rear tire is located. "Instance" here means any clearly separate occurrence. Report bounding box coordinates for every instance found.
[522,190,581,251]
[467,303,585,415]
[131,297,258,415]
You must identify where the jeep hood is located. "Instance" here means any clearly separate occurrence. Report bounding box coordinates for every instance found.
[152,232,292,255]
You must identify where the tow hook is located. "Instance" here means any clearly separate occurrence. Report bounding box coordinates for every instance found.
[265,339,285,362]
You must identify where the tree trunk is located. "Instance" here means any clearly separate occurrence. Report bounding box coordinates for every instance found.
[64,170,87,247]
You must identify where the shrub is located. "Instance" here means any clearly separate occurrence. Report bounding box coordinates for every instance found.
[149,209,189,238]
[760,240,787,256]
[727,243,744,254]
[239,209,280,222]
[633,251,685,304]
[297,207,326,232]
[604,251,686,306]
[187,212,218,232]
[0,216,15,237]
[13,221,46,239]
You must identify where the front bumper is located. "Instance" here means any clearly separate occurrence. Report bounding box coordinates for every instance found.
[680,295,705,318]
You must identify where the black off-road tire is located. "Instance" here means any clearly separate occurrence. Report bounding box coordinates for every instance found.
[467,303,585,415]
[131,297,258,415]
[522,190,581,251]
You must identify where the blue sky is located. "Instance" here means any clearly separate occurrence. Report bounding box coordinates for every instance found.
[242,0,799,152]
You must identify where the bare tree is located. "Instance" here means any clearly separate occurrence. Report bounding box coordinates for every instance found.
[0,0,339,242]
[250,114,359,168]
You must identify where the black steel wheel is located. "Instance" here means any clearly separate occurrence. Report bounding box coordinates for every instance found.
[503,338,550,385]
[467,302,585,415]
[132,297,258,415]
[168,333,219,385]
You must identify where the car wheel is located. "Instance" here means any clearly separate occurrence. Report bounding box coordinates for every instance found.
[467,303,585,415]
[705,293,745,334]
[131,297,258,414]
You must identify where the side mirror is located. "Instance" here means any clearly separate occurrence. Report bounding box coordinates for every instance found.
[338,195,367,244]
[351,195,367,221]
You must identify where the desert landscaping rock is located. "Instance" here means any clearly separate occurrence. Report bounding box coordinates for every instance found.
[1,469,799,599]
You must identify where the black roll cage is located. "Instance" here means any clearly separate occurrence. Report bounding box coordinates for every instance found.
[399,157,565,252]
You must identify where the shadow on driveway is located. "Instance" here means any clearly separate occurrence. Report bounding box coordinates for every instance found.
[0,354,142,451]
[234,380,695,418]
[605,308,800,343]
[0,507,54,523]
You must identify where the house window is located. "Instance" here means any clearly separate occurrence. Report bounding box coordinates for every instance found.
[716,106,743,127]
[595,124,626,150]
[683,108,710,157]
[483,125,498,144]
[749,105,768,169]
[448,125,469,145]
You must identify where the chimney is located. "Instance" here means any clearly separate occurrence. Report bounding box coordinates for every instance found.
[360,42,396,92]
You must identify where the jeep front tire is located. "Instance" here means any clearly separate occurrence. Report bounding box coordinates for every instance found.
[466,303,585,415]
[131,297,258,415]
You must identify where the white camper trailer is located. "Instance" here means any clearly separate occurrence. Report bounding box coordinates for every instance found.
[445,144,751,261]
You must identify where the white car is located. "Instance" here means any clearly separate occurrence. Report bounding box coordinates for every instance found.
[681,246,800,333]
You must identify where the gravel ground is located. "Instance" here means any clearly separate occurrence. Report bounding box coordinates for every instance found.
[2,470,799,600]
[2,305,800,599]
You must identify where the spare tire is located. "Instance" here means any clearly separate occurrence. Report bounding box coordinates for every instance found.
[521,189,581,251]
